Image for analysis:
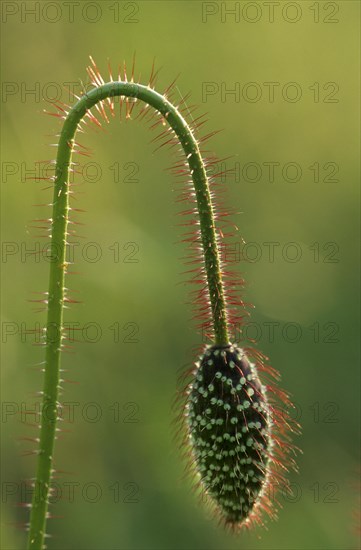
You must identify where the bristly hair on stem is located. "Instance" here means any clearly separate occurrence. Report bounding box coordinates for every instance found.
[25,56,299,550]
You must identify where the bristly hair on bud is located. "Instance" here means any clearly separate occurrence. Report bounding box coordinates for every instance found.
[176,342,299,531]
[25,55,299,549]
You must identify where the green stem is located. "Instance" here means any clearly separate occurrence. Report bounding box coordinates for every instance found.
[28,82,229,549]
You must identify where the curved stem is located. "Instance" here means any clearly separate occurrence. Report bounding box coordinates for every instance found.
[28,82,229,549]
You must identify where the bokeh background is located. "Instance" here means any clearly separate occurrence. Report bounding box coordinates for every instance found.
[1,1,360,549]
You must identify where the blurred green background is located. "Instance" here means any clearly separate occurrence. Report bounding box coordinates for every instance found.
[1,1,360,549]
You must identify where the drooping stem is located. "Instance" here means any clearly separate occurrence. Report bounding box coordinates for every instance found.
[28,82,229,549]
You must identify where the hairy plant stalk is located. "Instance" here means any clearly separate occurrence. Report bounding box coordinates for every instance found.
[28,82,229,549]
